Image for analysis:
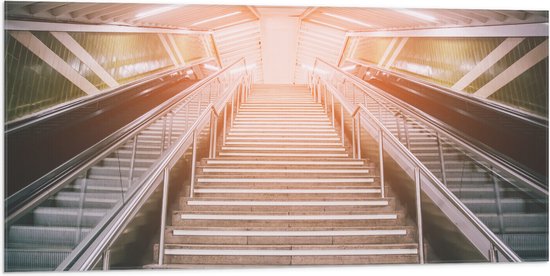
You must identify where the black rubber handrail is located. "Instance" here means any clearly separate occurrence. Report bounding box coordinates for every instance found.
[5,58,227,218]
[347,59,548,127]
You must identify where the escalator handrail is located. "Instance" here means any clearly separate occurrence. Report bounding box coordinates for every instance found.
[5,58,242,224]
[63,62,250,271]
[314,71,521,262]
[347,58,548,127]
[316,58,548,196]
[5,57,215,133]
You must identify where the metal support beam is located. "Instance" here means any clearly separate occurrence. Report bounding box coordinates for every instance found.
[158,33,180,66]
[384,38,408,69]
[474,39,548,98]
[378,37,398,67]
[50,31,119,88]
[167,34,186,65]
[9,31,100,95]
[347,23,549,38]
[452,38,524,91]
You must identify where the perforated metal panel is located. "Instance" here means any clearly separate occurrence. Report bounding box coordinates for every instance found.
[213,21,264,83]
[294,22,346,84]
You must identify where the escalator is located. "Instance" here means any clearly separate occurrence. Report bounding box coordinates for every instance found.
[312,58,548,261]
[5,58,218,199]
[4,58,250,271]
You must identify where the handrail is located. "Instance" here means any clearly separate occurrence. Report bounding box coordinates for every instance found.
[311,58,522,262]
[356,102,521,262]
[6,58,241,224]
[347,58,548,126]
[6,57,216,133]
[314,58,547,197]
[61,59,251,270]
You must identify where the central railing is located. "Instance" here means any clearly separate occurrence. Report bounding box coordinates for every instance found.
[64,58,252,270]
[308,58,535,263]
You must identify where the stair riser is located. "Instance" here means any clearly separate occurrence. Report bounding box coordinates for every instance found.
[172,219,406,228]
[160,254,418,265]
[164,234,416,245]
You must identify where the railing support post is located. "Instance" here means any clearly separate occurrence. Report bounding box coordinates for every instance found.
[403,116,410,149]
[222,103,228,145]
[341,105,345,146]
[128,135,138,187]
[356,115,361,160]
[352,116,356,159]
[436,132,447,186]
[331,94,335,128]
[102,250,111,270]
[158,167,170,265]
[189,130,198,198]
[160,116,167,153]
[378,128,385,198]
[414,167,425,264]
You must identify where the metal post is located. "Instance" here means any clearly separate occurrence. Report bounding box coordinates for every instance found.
[230,93,236,128]
[102,250,111,270]
[341,105,345,146]
[378,128,385,198]
[212,113,218,159]
[331,94,335,128]
[403,117,411,149]
[75,170,88,245]
[352,116,356,159]
[222,103,228,145]
[167,111,174,148]
[491,168,505,235]
[189,130,198,198]
[489,244,498,262]
[185,103,190,131]
[356,115,362,160]
[160,116,167,153]
[158,167,170,265]
[396,116,402,142]
[414,167,425,264]
[209,111,214,159]
[436,132,448,186]
[128,135,138,187]
[197,90,203,117]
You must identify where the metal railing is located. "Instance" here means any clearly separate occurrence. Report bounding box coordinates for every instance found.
[309,58,528,262]
[5,57,217,214]
[65,58,252,270]
[5,57,250,271]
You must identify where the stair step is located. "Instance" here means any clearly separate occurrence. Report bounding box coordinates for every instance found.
[185,200,388,206]
[201,168,369,174]
[194,188,381,194]
[196,178,374,183]
[205,159,364,165]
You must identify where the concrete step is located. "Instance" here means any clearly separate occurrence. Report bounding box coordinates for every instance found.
[159,244,418,265]
[180,198,394,212]
[165,227,415,245]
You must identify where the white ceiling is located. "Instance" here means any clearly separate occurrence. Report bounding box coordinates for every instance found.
[5,2,549,84]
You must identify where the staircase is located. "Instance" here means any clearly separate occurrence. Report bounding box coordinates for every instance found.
[5,98,206,271]
[364,100,548,261]
[156,84,420,266]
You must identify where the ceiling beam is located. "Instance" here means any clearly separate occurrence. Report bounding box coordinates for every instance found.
[49,4,96,17]
[27,3,66,15]
[347,22,549,37]
[450,10,489,23]
[501,11,528,20]
[247,6,260,19]
[299,7,318,19]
